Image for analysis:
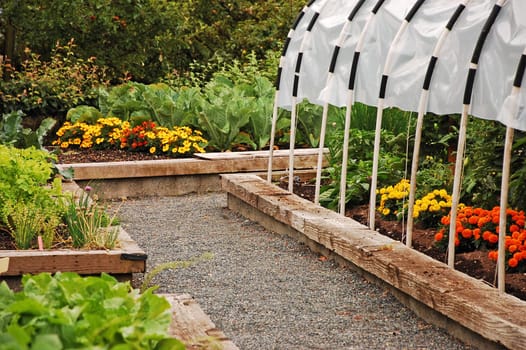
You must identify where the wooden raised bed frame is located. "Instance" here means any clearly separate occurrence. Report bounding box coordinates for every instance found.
[0,183,147,288]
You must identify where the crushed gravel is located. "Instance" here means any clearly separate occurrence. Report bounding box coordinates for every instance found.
[115,192,477,350]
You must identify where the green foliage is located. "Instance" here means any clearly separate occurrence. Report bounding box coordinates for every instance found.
[0,272,184,349]
[0,41,105,123]
[1,200,60,250]
[98,82,198,128]
[462,117,504,207]
[66,105,103,124]
[0,145,63,249]
[61,187,119,249]
[415,156,453,198]
[1,0,302,83]
[0,111,56,150]
[319,121,407,210]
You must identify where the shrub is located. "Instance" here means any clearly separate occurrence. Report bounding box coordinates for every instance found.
[0,41,105,124]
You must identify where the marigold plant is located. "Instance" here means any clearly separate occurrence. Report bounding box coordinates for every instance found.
[412,189,452,228]
[377,179,410,220]
[435,206,526,271]
[52,118,207,157]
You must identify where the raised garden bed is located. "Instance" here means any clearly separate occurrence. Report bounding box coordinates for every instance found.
[0,182,147,289]
[56,149,325,199]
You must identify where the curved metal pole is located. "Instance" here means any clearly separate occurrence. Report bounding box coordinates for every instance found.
[497,48,526,292]
[448,0,506,268]
[370,0,427,231]
[340,0,387,216]
[314,0,367,205]
[267,0,318,183]
[406,1,470,247]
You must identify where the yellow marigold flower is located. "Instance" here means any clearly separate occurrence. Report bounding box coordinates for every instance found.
[60,142,69,149]
[162,144,170,152]
[382,208,390,216]
[73,138,81,145]
[149,146,156,154]
[96,138,104,144]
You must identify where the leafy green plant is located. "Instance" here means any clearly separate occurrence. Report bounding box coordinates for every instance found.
[0,145,62,213]
[0,272,184,349]
[1,200,61,250]
[97,82,199,128]
[61,186,119,249]
[0,145,66,249]
[196,76,252,151]
[1,111,56,150]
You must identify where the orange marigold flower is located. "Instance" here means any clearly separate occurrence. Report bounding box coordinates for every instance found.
[473,228,481,240]
[521,251,526,260]
[440,216,450,225]
[488,251,498,261]
[509,245,518,253]
[510,225,520,233]
[488,234,499,244]
[434,230,444,242]
[461,228,472,239]
[508,258,519,269]
[491,215,500,225]
[454,238,460,246]
[468,216,479,225]
[513,252,522,261]
[482,231,492,241]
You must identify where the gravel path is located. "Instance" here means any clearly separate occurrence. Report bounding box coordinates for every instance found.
[116,192,476,350]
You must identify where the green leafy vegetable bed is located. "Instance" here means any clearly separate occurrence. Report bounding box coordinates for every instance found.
[0,272,184,350]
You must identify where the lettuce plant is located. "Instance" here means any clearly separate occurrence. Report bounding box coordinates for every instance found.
[0,272,184,349]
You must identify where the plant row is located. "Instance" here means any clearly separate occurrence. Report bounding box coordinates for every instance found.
[0,272,184,349]
[376,179,526,272]
[0,145,117,250]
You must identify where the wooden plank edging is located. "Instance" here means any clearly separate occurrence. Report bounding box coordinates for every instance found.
[221,173,526,350]
[58,149,327,180]
[163,293,239,350]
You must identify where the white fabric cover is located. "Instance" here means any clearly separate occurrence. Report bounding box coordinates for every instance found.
[277,0,526,131]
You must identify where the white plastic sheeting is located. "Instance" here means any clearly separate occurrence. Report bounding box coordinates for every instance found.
[276,0,526,129]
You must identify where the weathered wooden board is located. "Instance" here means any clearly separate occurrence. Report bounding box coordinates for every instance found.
[163,293,239,350]
[222,173,526,350]
[59,149,326,180]
[0,227,146,276]
[195,148,328,160]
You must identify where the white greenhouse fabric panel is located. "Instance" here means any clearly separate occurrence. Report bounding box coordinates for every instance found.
[319,0,376,107]
[276,0,526,131]
[384,0,465,112]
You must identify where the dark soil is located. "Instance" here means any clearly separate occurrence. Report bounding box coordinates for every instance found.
[55,148,174,163]
[54,149,526,301]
